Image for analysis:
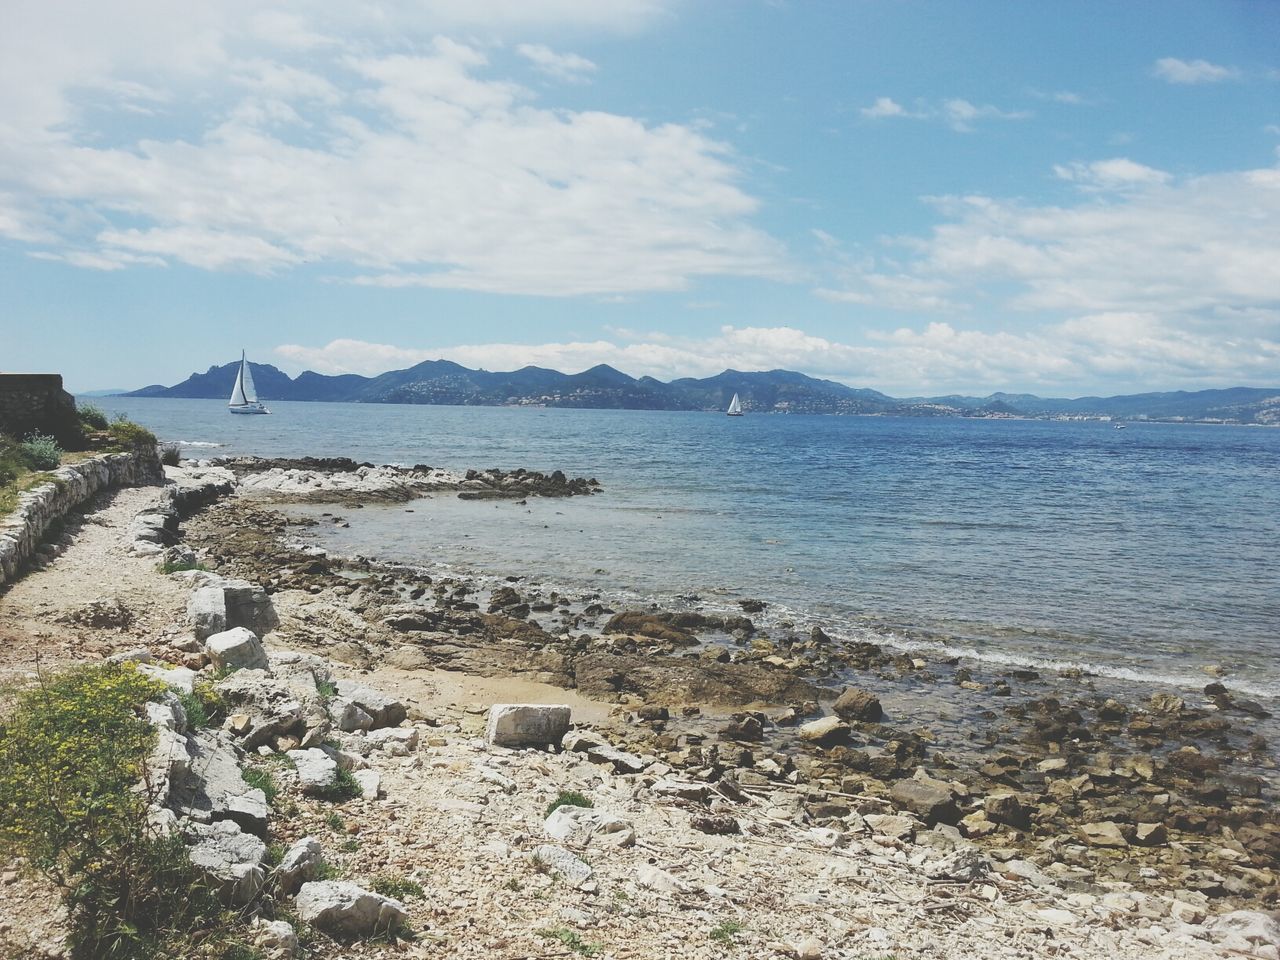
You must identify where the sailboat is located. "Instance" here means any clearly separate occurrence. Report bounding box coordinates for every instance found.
[726,393,744,417]
[228,351,270,415]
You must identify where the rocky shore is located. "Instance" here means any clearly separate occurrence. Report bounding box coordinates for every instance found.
[1,455,1277,959]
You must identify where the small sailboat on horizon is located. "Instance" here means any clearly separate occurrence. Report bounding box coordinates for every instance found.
[228,350,270,415]
[726,393,744,417]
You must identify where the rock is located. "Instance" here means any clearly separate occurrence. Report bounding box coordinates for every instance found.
[334,679,406,728]
[585,743,650,774]
[864,814,917,840]
[1133,822,1168,847]
[275,837,324,896]
[832,687,883,722]
[1170,900,1207,925]
[531,844,593,888]
[1206,911,1280,952]
[650,779,711,803]
[924,848,990,882]
[384,645,433,670]
[890,780,958,825]
[636,864,688,894]
[960,811,998,838]
[485,704,571,748]
[187,820,267,905]
[188,578,278,641]
[288,748,339,794]
[790,937,824,960]
[1079,821,1129,848]
[364,726,419,756]
[328,697,375,732]
[296,881,406,936]
[168,730,269,835]
[353,769,382,800]
[983,793,1032,830]
[251,918,298,958]
[205,627,269,672]
[798,716,851,745]
[544,805,636,849]
[721,714,764,741]
[137,662,198,694]
[215,670,305,749]
[690,815,741,835]
[1149,693,1184,714]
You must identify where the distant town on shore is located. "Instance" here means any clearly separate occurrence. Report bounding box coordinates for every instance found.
[120,359,1280,425]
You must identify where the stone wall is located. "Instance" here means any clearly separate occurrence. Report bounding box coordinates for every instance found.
[0,373,82,447]
[0,449,163,587]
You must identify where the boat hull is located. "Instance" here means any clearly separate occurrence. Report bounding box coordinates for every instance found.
[229,404,270,415]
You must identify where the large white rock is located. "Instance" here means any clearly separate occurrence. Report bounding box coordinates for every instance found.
[167,730,269,835]
[214,669,306,749]
[288,747,339,794]
[274,836,324,896]
[353,769,382,800]
[188,578,278,641]
[206,627,269,672]
[530,844,593,888]
[334,679,405,728]
[187,820,267,905]
[137,662,198,694]
[485,704,571,748]
[544,805,636,850]
[1207,911,1280,952]
[296,881,406,936]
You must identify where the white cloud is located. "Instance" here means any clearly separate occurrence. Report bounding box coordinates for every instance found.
[860,97,911,119]
[517,43,598,82]
[820,162,1280,320]
[859,96,1030,132]
[1152,57,1239,85]
[0,9,788,295]
[1052,157,1172,191]
[275,317,1280,394]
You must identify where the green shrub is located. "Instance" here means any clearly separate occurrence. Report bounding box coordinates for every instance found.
[537,928,601,957]
[314,678,337,703]
[158,557,206,575]
[176,681,224,729]
[78,404,110,430]
[319,767,362,803]
[242,768,279,806]
[159,443,181,467]
[20,432,63,469]
[545,790,592,818]
[710,920,745,946]
[371,875,425,901]
[0,663,238,959]
[107,416,157,449]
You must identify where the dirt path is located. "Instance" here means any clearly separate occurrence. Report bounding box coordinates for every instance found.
[0,485,189,685]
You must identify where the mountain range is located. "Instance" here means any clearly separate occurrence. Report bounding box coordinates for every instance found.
[123,360,1280,424]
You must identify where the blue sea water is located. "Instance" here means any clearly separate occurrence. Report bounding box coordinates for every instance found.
[93,397,1280,701]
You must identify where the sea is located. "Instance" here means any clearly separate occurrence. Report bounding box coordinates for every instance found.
[91,397,1280,706]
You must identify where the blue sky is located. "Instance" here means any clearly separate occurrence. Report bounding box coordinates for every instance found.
[2,0,1278,395]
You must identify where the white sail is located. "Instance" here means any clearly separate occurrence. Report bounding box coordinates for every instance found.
[229,354,249,406]
[727,393,743,416]
[240,353,259,403]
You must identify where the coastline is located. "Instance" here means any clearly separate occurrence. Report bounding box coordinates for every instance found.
[1,455,1276,959]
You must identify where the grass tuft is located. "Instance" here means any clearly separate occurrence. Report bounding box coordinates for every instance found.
[546,790,593,818]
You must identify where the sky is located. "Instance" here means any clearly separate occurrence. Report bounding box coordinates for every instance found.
[2,0,1279,396]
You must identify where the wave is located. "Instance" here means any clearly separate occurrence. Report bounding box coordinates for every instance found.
[167,440,226,448]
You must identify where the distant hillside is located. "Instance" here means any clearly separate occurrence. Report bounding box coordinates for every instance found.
[125,361,1280,423]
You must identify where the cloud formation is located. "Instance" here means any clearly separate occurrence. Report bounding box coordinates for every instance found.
[859,96,1031,132]
[0,1,789,296]
[276,316,1280,396]
[1152,57,1240,84]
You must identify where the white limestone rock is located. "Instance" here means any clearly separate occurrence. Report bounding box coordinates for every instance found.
[544,805,636,850]
[531,844,593,888]
[205,626,269,672]
[274,837,324,896]
[486,704,571,748]
[296,881,405,936]
[353,769,382,800]
[333,679,406,728]
[187,820,267,906]
[288,747,339,794]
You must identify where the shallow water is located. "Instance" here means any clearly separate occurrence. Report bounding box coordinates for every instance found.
[96,397,1280,701]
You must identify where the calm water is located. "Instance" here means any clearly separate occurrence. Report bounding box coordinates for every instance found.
[94,397,1280,700]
